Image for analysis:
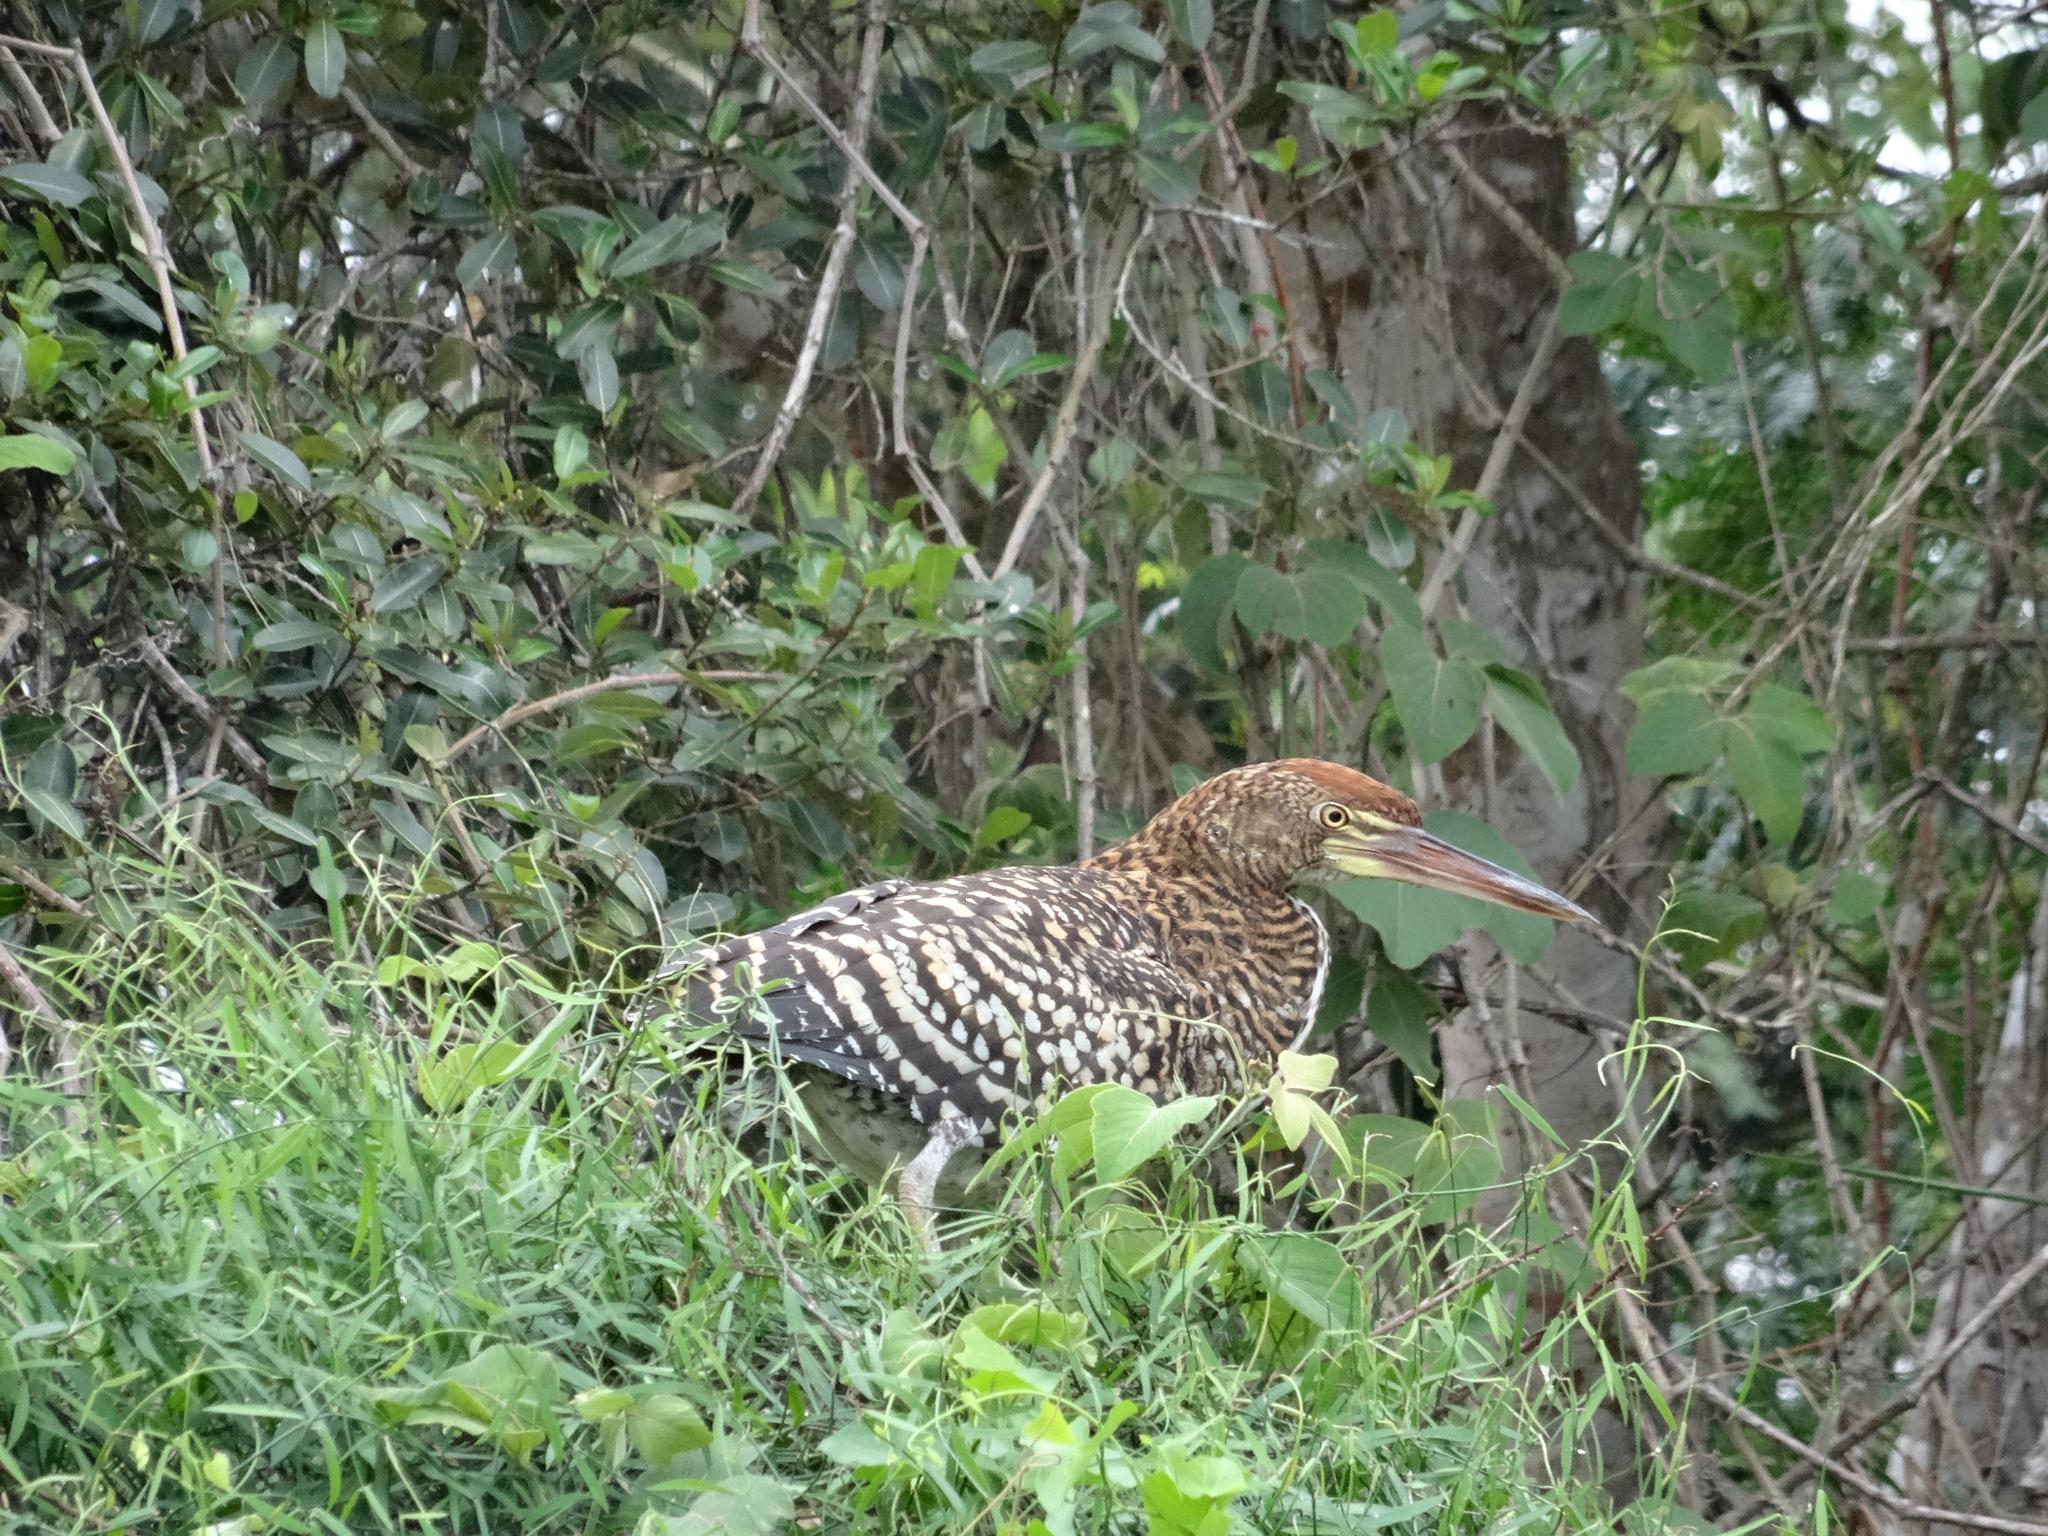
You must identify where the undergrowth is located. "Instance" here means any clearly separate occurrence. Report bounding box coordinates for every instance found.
[0,857,1679,1535]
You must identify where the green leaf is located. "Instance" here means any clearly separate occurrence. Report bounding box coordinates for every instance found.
[235,34,298,110]
[910,543,964,616]
[1828,870,1885,927]
[1303,539,1421,626]
[1556,252,1642,337]
[1167,0,1213,48]
[968,39,1049,84]
[1362,965,1438,1081]
[1235,562,1366,647]
[1484,667,1581,795]
[363,1343,560,1462]
[1354,10,1399,52]
[1333,877,1467,970]
[1742,683,1835,755]
[240,430,312,491]
[1179,553,1249,672]
[457,229,517,286]
[1180,469,1267,509]
[1237,1232,1366,1332]
[249,619,341,651]
[1135,151,1200,206]
[0,434,75,475]
[1379,623,1482,762]
[0,162,95,208]
[18,738,84,840]
[303,19,345,98]
[1088,1085,1217,1182]
[1425,810,1560,962]
[1722,718,1806,843]
[370,556,446,614]
[580,346,619,412]
[1625,690,1721,776]
[611,212,723,277]
[1656,886,1766,969]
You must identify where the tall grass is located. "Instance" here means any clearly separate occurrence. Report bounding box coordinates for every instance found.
[0,857,1675,1534]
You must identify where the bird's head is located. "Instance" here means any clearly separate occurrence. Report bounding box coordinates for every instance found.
[1123,758,1595,924]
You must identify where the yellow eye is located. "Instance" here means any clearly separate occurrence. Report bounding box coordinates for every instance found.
[1316,803,1348,830]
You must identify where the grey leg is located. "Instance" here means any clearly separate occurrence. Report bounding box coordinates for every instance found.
[897,1116,981,1255]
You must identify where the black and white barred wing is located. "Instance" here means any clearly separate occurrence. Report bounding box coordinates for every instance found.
[659,868,1199,1129]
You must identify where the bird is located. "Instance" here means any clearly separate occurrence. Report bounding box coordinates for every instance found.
[652,758,1594,1250]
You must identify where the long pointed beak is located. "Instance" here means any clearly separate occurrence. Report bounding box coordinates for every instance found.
[1324,825,1598,925]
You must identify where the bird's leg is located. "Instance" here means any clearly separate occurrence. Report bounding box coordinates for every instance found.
[897,1116,981,1256]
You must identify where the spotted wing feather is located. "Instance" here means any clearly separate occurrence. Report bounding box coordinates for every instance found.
[673,867,1198,1132]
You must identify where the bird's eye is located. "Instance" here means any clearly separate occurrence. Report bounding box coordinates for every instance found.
[1316,803,1348,830]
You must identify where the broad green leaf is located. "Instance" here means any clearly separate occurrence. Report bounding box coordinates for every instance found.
[1411,1107,1502,1223]
[1167,0,1213,48]
[0,162,94,207]
[580,346,619,412]
[1421,810,1557,963]
[1235,561,1366,646]
[249,620,341,651]
[1625,690,1721,776]
[1354,10,1399,52]
[362,1343,559,1461]
[1136,151,1199,206]
[303,19,345,97]
[457,229,517,286]
[0,434,75,475]
[1179,553,1249,672]
[611,212,723,277]
[241,429,311,491]
[1743,683,1836,755]
[1362,965,1438,1081]
[1333,877,1467,969]
[1236,1232,1366,1332]
[980,328,1034,385]
[1180,469,1267,509]
[1089,1085,1217,1182]
[968,39,1049,83]
[1828,869,1886,926]
[1335,812,1555,966]
[1484,666,1581,795]
[1723,718,1806,842]
[1379,623,1483,762]
[1303,539,1421,626]
[1618,654,1738,703]
[18,738,84,840]
[370,556,446,614]
[235,34,297,109]
[1655,886,1767,969]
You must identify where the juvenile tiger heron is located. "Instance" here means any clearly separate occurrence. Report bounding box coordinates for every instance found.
[656,759,1593,1248]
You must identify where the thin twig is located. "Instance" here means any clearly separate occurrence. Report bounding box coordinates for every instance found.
[1418,308,1563,618]
[992,215,1142,580]
[131,633,269,780]
[442,669,773,762]
[339,85,428,178]
[0,855,101,929]
[1694,1374,2048,1536]
[731,0,888,517]
[0,44,61,146]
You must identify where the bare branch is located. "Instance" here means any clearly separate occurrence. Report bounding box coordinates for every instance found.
[731,0,889,517]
